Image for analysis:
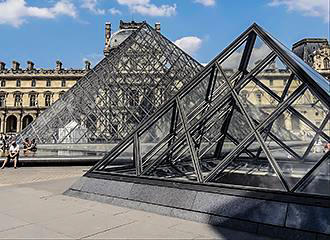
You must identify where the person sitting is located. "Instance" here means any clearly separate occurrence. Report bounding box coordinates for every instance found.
[1,141,20,169]
[26,139,37,152]
[23,138,30,153]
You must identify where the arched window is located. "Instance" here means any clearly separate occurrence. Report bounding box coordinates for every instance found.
[0,80,5,87]
[22,115,33,130]
[6,115,17,133]
[324,58,330,69]
[59,91,65,99]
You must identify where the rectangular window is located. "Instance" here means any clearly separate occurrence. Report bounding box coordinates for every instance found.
[14,95,21,107]
[45,95,51,106]
[0,95,5,107]
[30,95,36,107]
[16,80,21,87]
[255,92,262,104]
[61,80,66,87]
[31,79,36,87]
[269,79,273,87]
[46,80,51,87]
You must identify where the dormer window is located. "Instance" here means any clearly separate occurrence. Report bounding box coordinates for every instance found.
[324,58,329,69]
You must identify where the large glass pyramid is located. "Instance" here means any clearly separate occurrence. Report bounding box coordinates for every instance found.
[86,23,330,197]
[18,22,203,144]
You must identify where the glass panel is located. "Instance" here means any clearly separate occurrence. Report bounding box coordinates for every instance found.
[180,74,209,126]
[139,107,173,165]
[264,137,312,188]
[246,36,272,72]
[227,108,252,141]
[238,73,279,126]
[290,88,329,129]
[212,139,285,190]
[297,155,330,197]
[100,141,135,175]
[146,139,198,182]
[220,40,247,78]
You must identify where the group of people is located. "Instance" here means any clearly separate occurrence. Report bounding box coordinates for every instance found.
[0,136,37,169]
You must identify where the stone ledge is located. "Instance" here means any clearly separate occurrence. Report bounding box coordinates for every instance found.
[64,176,330,239]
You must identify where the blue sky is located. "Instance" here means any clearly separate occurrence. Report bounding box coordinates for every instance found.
[0,0,329,69]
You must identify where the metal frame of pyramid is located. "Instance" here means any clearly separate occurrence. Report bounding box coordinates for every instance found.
[86,23,330,197]
[18,23,203,144]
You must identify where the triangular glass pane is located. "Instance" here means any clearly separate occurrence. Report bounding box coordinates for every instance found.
[227,108,252,141]
[246,36,272,72]
[140,106,173,165]
[237,74,279,126]
[144,139,198,182]
[98,141,135,175]
[290,88,329,129]
[193,106,229,158]
[180,74,210,127]
[212,139,285,190]
[296,155,330,197]
[262,136,312,188]
[220,40,247,78]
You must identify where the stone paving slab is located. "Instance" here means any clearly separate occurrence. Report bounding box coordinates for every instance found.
[0,167,280,239]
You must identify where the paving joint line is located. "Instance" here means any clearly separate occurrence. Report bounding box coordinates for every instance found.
[79,220,138,239]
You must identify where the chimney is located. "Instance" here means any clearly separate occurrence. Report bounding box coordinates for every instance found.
[12,61,20,71]
[27,60,35,70]
[155,22,161,32]
[0,62,5,70]
[84,60,91,70]
[104,22,111,56]
[56,60,63,71]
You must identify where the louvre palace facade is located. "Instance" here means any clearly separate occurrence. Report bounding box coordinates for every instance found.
[0,60,90,135]
[2,21,330,140]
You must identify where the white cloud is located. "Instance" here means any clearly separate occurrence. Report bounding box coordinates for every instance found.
[130,4,176,17]
[269,0,329,22]
[83,53,103,66]
[194,0,216,7]
[0,0,77,27]
[81,0,105,15]
[221,43,272,69]
[116,0,176,17]
[174,36,203,55]
[109,8,122,15]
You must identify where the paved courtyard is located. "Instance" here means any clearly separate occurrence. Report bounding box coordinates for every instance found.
[0,166,277,239]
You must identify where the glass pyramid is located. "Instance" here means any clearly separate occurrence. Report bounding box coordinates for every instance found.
[87,23,330,197]
[18,22,203,144]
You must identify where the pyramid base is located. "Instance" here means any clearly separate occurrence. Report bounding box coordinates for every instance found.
[64,176,330,239]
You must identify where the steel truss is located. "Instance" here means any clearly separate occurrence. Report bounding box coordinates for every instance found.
[87,23,330,198]
[18,23,203,144]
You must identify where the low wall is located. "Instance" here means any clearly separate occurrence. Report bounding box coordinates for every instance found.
[64,176,330,240]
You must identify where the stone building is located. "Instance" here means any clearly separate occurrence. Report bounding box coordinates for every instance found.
[0,60,90,135]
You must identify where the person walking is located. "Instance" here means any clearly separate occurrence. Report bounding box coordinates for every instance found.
[1,141,20,169]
